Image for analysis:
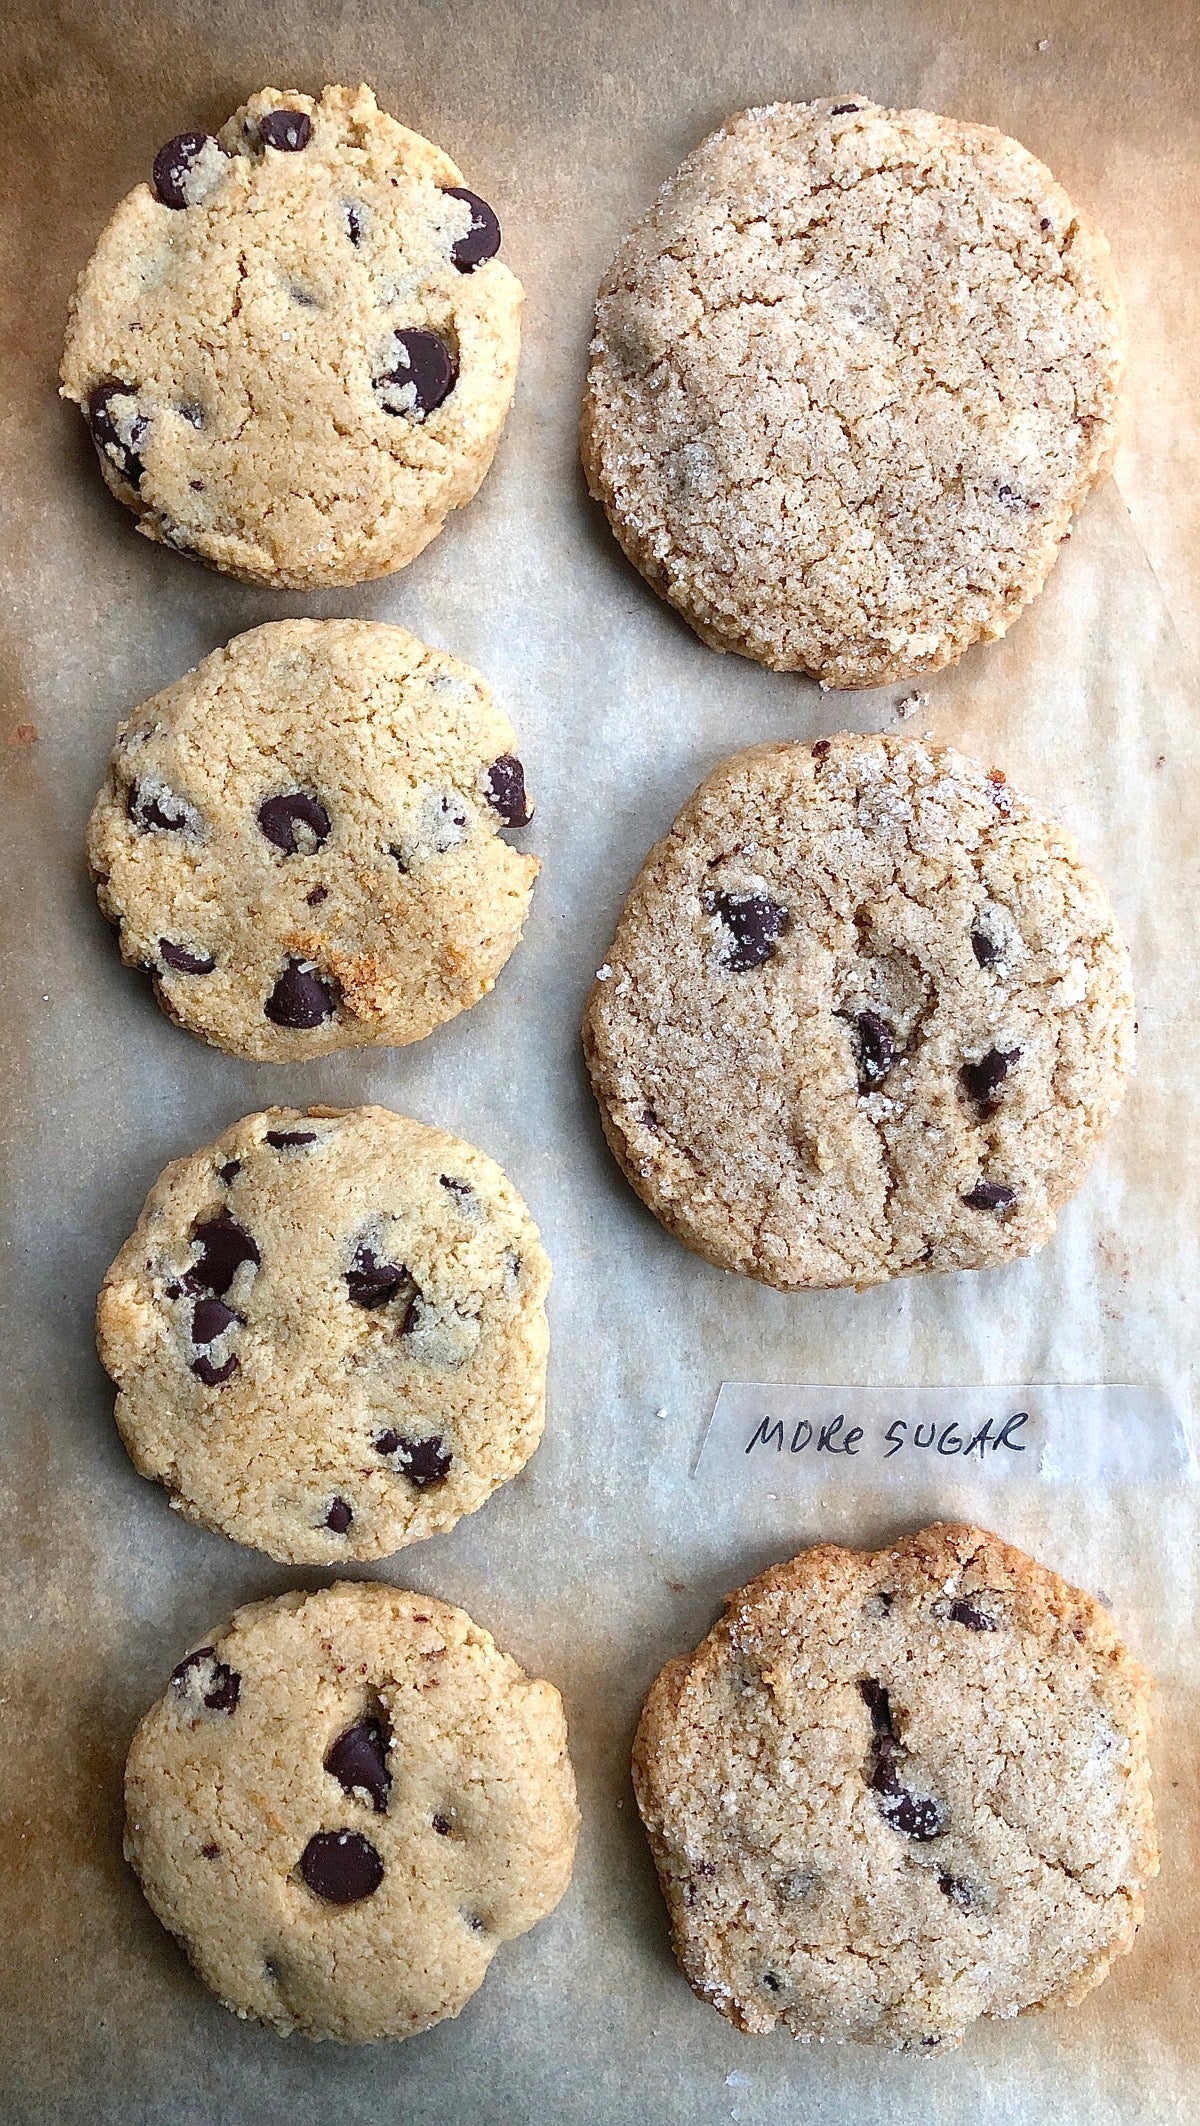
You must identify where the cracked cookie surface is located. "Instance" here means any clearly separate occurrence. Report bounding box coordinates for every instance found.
[633,1523,1157,2052]
[61,83,522,587]
[86,618,537,1062]
[126,1582,579,2040]
[97,1105,550,1563]
[581,99,1123,687]
[583,733,1133,1289]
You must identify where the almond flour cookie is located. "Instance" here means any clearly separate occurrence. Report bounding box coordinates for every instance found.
[125,1582,579,2041]
[87,619,537,1062]
[61,84,522,587]
[584,734,1133,1289]
[581,99,1123,688]
[633,1524,1157,2053]
[97,1106,550,1564]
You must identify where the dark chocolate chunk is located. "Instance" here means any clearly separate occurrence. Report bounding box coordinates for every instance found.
[201,1842,221,1860]
[971,929,1001,967]
[179,402,205,429]
[345,1246,413,1313]
[997,484,1040,511]
[708,890,790,972]
[345,201,366,246]
[257,791,331,855]
[439,1175,473,1201]
[306,884,329,906]
[87,380,148,486]
[443,186,501,271]
[264,1129,317,1150]
[299,1830,383,1904]
[961,1180,1017,1213]
[170,1647,240,1713]
[484,755,531,827]
[259,108,312,152]
[947,1596,997,1632]
[152,132,221,208]
[191,1351,239,1386]
[325,1496,353,1534]
[190,1208,260,1294]
[859,1678,895,1735]
[373,1431,451,1488]
[217,1160,241,1185]
[432,1813,453,1836]
[325,1716,391,1811]
[939,1872,980,1911]
[376,328,458,416]
[762,1971,783,1992]
[961,1047,1020,1108]
[191,1297,239,1344]
[859,1678,946,1840]
[159,939,215,975]
[127,781,196,834]
[264,959,338,1029]
[850,1008,895,1089]
[831,102,861,114]
[812,738,830,758]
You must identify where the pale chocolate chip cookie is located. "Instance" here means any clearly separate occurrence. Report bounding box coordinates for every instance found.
[633,1523,1157,2051]
[581,99,1123,687]
[584,733,1134,1289]
[126,1582,578,2040]
[61,84,521,587]
[97,1106,550,1563]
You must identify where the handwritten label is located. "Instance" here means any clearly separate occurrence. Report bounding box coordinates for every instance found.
[693,1384,1195,1485]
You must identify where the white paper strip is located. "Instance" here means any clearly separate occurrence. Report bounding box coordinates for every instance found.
[693,1383,1197,1484]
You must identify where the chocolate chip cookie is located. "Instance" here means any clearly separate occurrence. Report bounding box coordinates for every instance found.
[87,619,536,1061]
[584,733,1133,1288]
[633,1523,1157,2052]
[61,84,522,586]
[97,1106,550,1563]
[126,1582,579,2040]
[581,99,1123,687]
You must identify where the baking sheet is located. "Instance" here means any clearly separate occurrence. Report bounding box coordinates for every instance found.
[1,2,1199,2121]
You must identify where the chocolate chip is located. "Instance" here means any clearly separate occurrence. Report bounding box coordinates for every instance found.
[1040,216,1052,231]
[762,1971,783,1993]
[152,132,220,208]
[259,109,311,152]
[485,755,531,827]
[439,1175,473,1202]
[179,403,205,429]
[812,738,830,758]
[345,1246,413,1312]
[299,1830,383,1904]
[201,1842,221,1860]
[849,1008,895,1089]
[87,380,148,486]
[939,1873,980,1910]
[325,1496,353,1534]
[376,328,458,416]
[997,484,1040,511]
[860,1679,947,1840]
[191,1297,239,1344]
[159,939,215,974]
[831,102,861,114]
[264,1129,317,1150]
[708,891,789,971]
[218,1160,241,1185]
[190,1209,260,1294]
[257,792,331,855]
[127,781,197,834]
[165,1282,183,1299]
[961,1047,1020,1108]
[170,1647,240,1713]
[962,1180,1017,1213]
[463,1912,485,1933]
[264,959,338,1029]
[345,201,366,246]
[971,929,1001,967]
[325,1716,391,1811]
[388,845,409,874]
[306,884,329,906]
[947,1597,997,1632]
[191,1351,238,1386]
[373,1432,451,1488]
[432,1813,452,1836]
[443,186,502,270]
[859,1678,895,1736]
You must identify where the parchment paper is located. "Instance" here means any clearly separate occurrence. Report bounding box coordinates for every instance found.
[1,4,1198,2122]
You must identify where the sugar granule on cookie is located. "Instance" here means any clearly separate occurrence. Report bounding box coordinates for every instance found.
[633,1523,1157,2051]
[584,732,1134,1289]
[581,99,1124,688]
[125,1582,579,2040]
[61,85,522,587]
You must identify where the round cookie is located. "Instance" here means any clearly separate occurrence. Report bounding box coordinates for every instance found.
[61,83,522,587]
[584,733,1134,1289]
[581,99,1123,688]
[633,1523,1157,2053]
[86,619,538,1062]
[97,1105,550,1563]
[125,1581,579,2040]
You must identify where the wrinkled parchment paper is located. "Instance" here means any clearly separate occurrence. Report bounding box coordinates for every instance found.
[1,3,1198,2121]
